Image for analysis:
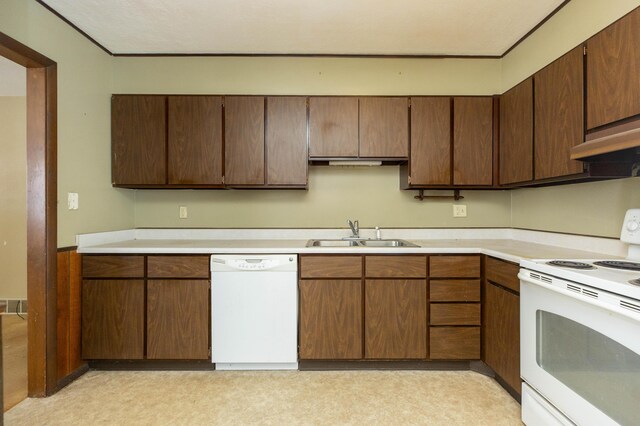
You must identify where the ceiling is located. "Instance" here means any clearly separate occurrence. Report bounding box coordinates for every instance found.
[0,56,26,96]
[41,0,566,56]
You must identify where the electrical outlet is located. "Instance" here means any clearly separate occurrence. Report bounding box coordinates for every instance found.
[453,204,467,218]
[67,192,79,210]
[179,206,188,219]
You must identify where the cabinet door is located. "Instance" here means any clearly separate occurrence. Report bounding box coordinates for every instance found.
[111,95,166,185]
[453,97,493,185]
[365,279,427,359]
[587,8,640,130]
[168,96,223,185]
[299,280,362,359]
[410,97,451,185]
[225,96,265,185]
[82,280,144,359]
[500,79,533,185]
[535,46,584,180]
[309,97,359,158]
[359,97,409,158]
[266,97,308,186]
[147,280,210,359]
[484,282,520,394]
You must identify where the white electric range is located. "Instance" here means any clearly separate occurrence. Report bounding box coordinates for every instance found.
[518,209,640,426]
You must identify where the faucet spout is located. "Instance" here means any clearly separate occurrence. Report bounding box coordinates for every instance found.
[347,219,360,239]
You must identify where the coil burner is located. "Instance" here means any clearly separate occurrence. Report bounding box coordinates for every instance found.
[546,260,596,270]
[593,261,640,272]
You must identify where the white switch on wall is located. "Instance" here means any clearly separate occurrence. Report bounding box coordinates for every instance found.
[179,206,188,219]
[453,204,467,218]
[67,193,79,210]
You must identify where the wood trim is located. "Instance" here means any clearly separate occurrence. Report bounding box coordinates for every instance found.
[500,0,572,57]
[34,1,113,56]
[1,30,57,397]
[37,0,572,59]
[112,53,502,59]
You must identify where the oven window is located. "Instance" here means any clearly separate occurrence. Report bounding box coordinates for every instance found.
[537,310,640,425]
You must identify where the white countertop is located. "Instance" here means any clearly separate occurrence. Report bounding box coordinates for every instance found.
[77,228,628,263]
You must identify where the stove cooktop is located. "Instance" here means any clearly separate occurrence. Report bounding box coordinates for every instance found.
[521,258,640,301]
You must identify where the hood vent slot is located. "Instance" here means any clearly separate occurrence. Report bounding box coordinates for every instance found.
[571,117,640,161]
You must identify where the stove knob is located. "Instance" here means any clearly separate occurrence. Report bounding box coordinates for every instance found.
[627,220,639,232]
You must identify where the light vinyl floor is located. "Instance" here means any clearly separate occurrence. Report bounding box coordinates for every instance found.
[6,369,522,425]
[2,315,28,412]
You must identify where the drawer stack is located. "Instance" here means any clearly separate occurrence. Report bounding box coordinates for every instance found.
[428,255,481,360]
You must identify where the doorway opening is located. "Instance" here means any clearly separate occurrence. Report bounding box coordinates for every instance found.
[0,31,58,398]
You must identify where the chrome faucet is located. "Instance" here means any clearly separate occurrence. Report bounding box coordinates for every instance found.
[347,219,360,239]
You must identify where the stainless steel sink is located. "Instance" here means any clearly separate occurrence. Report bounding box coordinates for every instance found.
[306,239,361,247]
[306,239,419,248]
[359,239,419,247]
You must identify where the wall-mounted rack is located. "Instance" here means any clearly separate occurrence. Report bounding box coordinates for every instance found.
[414,189,464,201]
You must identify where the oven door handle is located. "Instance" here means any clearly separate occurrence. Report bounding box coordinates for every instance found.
[519,273,640,322]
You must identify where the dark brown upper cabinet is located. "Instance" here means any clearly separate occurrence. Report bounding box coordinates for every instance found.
[499,79,533,186]
[309,97,359,158]
[112,95,167,186]
[266,96,308,187]
[224,96,265,186]
[359,97,409,158]
[407,97,451,186]
[168,96,223,185]
[453,97,494,186]
[586,8,640,130]
[534,46,584,181]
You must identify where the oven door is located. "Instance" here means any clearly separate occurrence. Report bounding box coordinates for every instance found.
[520,271,640,426]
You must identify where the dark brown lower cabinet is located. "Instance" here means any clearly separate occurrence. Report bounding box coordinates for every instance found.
[147,280,210,360]
[364,279,427,359]
[82,280,144,359]
[429,327,480,360]
[299,279,363,359]
[484,281,520,394]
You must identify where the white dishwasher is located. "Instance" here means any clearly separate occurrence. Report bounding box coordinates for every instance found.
[211,254,298,370]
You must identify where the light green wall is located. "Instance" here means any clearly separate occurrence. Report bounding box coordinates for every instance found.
[0,0,135,247]
[135,167,511,229]
[115,53,508,230]
[501,0,640,91]
[4,0,638,240]
[114,56,501,95]
[511,178,640,238]
[502,0,640,238]
[0,96,27,299]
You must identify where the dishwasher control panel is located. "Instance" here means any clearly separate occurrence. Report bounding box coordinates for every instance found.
[211,255,297,272]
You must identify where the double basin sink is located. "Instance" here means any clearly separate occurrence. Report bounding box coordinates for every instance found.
[306,239,419,248]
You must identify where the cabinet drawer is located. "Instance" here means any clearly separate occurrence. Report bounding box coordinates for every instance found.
[365,256,427,278]
[430,280,480,302]
[430,303,480,325]
[148,256,210,278]
[429,327,480,360]
[82,255,144,278]
[429,255,480,278]
[300,256,362,278]
[485,256,520,293]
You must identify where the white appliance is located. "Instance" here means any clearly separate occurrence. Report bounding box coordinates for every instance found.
[519,209,640,426]
[211,254,298,370]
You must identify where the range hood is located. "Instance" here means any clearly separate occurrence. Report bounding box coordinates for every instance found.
[571,118,640,161]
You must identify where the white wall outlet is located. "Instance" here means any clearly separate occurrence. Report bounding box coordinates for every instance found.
[67,192,79,210]
[453,204,467,218]
[179,206,188,219]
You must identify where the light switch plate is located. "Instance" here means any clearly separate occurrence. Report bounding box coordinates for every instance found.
[453,204,467,218]
[67,192,79,210]
[179,206,188,219]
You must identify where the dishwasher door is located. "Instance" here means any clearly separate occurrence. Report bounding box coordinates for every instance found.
[211,254,298,370]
